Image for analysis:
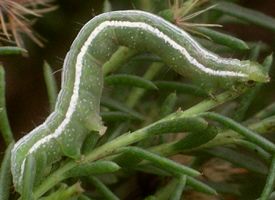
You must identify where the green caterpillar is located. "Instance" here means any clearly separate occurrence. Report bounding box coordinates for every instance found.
[11,10,269,193]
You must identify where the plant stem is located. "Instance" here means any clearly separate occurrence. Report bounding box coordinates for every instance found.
[88,177,119,200]
[43,61,58,112]
[103,47,138,76]
[163,85,247,121]
[33,87,246,199]
[0,65,14,145]
[0,142,14,200]
[259,154,275,200]
[150,115,275,157]
[126,62,163,108]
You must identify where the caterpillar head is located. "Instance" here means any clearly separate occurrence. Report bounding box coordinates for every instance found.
[243,61,270,83]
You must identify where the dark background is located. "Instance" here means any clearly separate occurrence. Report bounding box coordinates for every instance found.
[1,0,275,141]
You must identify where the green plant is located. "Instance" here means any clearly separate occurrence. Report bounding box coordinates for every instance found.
[1,0,275,200]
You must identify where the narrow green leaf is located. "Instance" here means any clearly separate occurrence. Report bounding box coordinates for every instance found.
[43,61,58,112]
[113,150,143,168]
[144,196,157,200]
[158,9,174,22]
[0,143,14,200]
[100,123,129,144]
[103,0,112,12]
[195,27,249,50]
[88,176,119,200]
[186,177,217,195]
[103,47,138,75]
[126,62,163,108]
[217,15,248,25]
[82,134,100,154]
[235,140,271,162]
[39,183,84,200]
[247,42,270,53]
[136,163,170,176]
[169,175,187,200]
[201,112,275,153]
[160,93,177,117]
[249,43,262,61]
[101,111,140,122]
[146,117,208,135]
[259,154,275,200]
[131,0,168,13]
[154,178,179,200]
[78,194,93,200]
[22,155,36,200]
[255,102,275,120]
[155,81,208,97]
[0,66,14,145]
[101,97,144,120]
[120,147,201,177]
[65,161,120,178]
[130,164,217,195]
[206,181,241,196]
[110,116,205,159]
[174,126,218,150]
[267,191,275,200]
[248,115,275,136]
[233,88,259,122]
[261,52,273,74]
[195,36,234,54]
[105,74,158,90]
[213,1,275,32]
[204,147,268,174]
[0,46,27,55]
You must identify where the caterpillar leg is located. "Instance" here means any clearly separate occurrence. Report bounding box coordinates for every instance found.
[57,117,89,159]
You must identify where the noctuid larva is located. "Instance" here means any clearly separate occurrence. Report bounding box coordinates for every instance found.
[11,10,269,193]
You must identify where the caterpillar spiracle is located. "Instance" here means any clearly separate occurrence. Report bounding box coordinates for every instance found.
[11,10,269,193]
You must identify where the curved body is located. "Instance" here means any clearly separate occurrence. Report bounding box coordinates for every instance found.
[11,10,268,192]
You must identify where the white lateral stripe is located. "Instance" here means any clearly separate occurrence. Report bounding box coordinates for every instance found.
[17,20,248,182]
[124,10,242,67]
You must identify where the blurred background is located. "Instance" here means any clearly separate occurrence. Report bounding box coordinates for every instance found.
[1,0,275,148]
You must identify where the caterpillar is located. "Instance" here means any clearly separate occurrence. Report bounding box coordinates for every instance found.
[11,10,269,193]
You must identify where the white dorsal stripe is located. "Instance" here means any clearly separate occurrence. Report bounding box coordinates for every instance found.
[15,20,248,183]
[119,10,243,67]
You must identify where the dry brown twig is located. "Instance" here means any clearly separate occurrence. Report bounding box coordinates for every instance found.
[0,0,57,47]
[168,0,221,40]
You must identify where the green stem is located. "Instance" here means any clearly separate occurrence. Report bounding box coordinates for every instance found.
[40,182,84,200]
[0,65,14,145]
[22,155,36,200]
[169,175,187,200]
[43,61,58,112]
[200,112,275,153]
[259,154,275,200]
[88,177,119,200]
[0,142,14,200]
[163,85,247,121]
[155,178,179,200]
[150,115,275,157]
[103,47,138,76]
[0,46,27,56]
[126,62,163,108]
[254,102,275,120]
[33,87,245,199]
